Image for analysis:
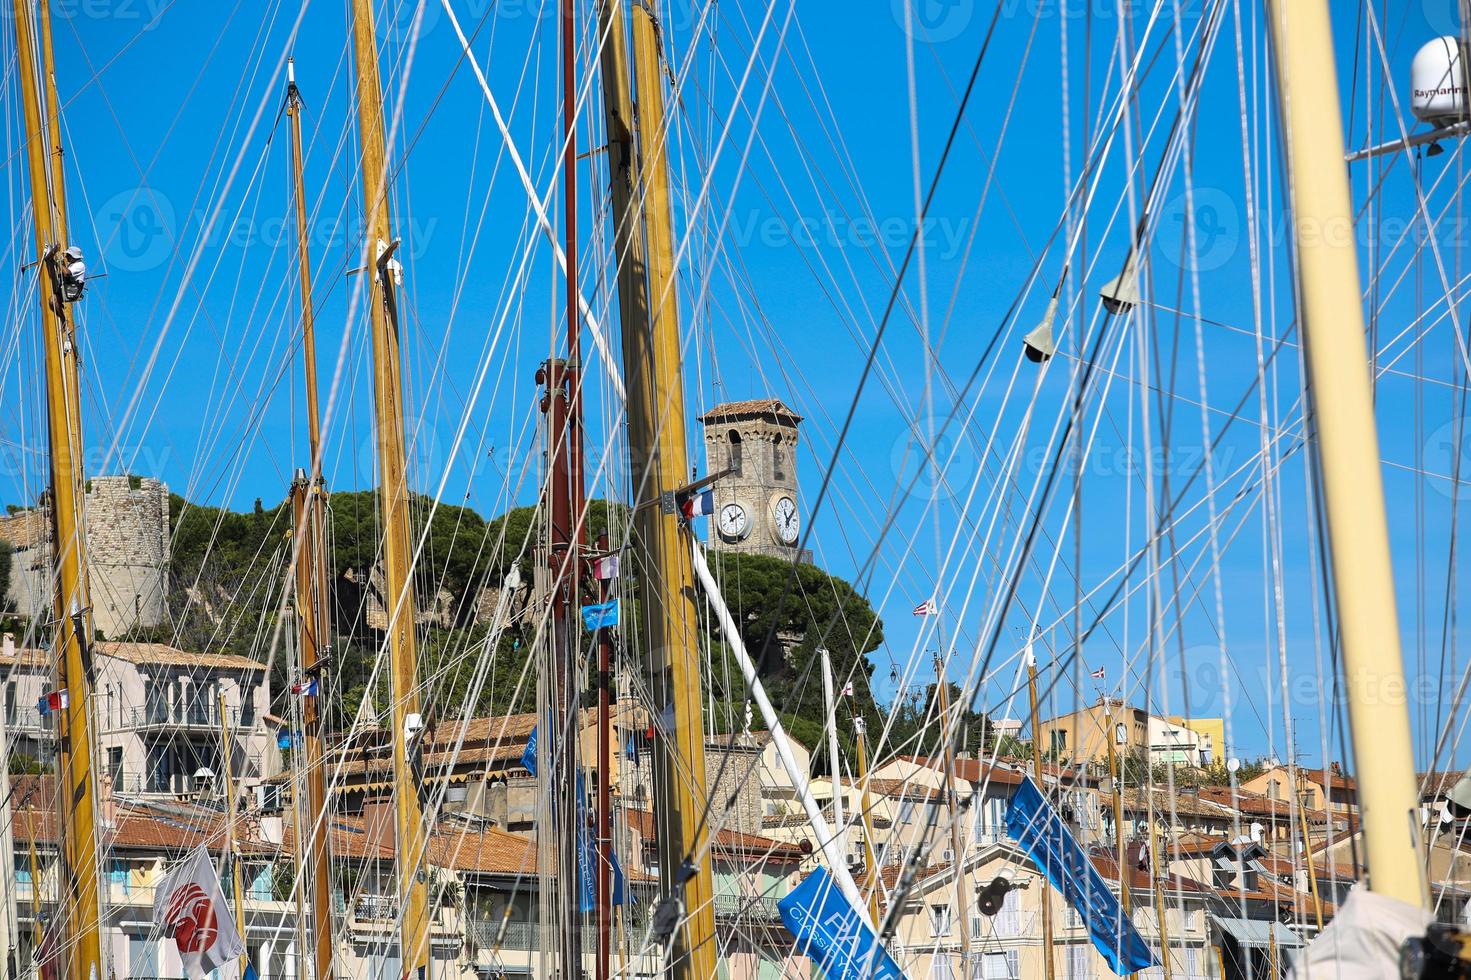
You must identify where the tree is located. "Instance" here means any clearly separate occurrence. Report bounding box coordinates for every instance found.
[702,550,885,773]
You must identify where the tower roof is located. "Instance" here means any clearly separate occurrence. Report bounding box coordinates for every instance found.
[697,398,803,424]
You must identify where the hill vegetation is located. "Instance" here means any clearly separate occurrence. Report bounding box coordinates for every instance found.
[152,491,889,761]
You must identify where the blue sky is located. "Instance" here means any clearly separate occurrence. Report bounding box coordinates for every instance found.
[4,0,1469,768]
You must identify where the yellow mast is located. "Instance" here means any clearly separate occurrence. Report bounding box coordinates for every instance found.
[932,658,972,973]
[1026,659,1056,980]
[851,713,882,924]
[1147,819,1172,980]
[1105,710,1134,980]
[1264,0,1425,907]
[284,57,336,980]
[218,693,248,977]
[344,0,431,972]
[10,4,103,980]
[595,3,719,974]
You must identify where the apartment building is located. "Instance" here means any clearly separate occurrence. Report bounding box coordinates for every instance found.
[0,638,274,796]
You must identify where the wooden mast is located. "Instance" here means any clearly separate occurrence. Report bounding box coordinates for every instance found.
[596,2,719,975]
[1264,0,1426,906]
[1105,709,1134,980]
[10,4,103,980]
[1025,658,1056,980]
[344,1,432,973]
[218,692,248,977]
[542,0,588,974]
[850,713,882,924]
[931,656,972,975]
[284,58,336,980]
[1147,819,1172,980]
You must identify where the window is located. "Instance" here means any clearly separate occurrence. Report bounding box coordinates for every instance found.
[981,951,1019,979]
[1067,945,1095,979]
[772,435,787,482]
[929,904,953,937]
[106,747,122,786]
[1050,730,1068,755]
[727,432,743,476]
[996,887,1020,937]
[1267,779,1282,800]
[898,800,916,825]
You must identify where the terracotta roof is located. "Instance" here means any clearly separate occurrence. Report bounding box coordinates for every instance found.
[696,399,802,423]
[1197,787,1328,823]
[865,778,947,802]
[1301,768,1356,792]
[625,810,806,862]
[1169,833,1230,857]
[1419,771,1463,799]
[1089,847,1213,895]
[1121,788,1237,822]
[96,641,266,672]
[877,862,949,891]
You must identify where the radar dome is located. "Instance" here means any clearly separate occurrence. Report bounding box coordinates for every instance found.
[1412,36,1467,125]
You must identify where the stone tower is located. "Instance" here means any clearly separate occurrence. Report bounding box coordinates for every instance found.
[0,476,170,638]
[699,399,803,560]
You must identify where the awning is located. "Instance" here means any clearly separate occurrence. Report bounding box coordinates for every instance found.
[1211,915,1305,950]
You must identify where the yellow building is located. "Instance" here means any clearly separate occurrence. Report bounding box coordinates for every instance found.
[1037,699,1223,768]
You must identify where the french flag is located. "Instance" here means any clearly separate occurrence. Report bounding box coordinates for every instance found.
[37,690,67,716]
[680,490,715,519]
[292,677,319,697]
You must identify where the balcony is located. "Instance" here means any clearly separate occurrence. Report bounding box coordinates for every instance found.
[118,704,252,734]
[712,892,784,922]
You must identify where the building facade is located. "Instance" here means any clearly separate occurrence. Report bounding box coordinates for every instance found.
[0,639,274,796]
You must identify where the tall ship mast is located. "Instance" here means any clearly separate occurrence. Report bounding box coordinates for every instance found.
[9,2,103,979]
[344,0,431,974]
[283,58,335,980]
[595,3,719,976]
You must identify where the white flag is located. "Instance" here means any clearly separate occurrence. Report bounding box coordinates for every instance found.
[154,846,245,980]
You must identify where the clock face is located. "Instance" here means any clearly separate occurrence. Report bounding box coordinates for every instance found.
[718,503,749,541]
[772,496,799,545]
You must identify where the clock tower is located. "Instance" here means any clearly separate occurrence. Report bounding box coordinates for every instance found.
[698,399,803,559]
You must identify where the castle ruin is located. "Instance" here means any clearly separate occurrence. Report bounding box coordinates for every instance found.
[0,476,170,638]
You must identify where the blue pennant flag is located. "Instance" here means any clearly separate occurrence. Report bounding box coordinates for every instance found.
[1006,776,1155,975]
[521,726,627,910]
[777,867,906,980]
[521,726,539,775]
[581,601,619,631]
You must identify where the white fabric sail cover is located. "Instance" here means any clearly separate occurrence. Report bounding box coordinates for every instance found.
[1287,885,1431,978]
